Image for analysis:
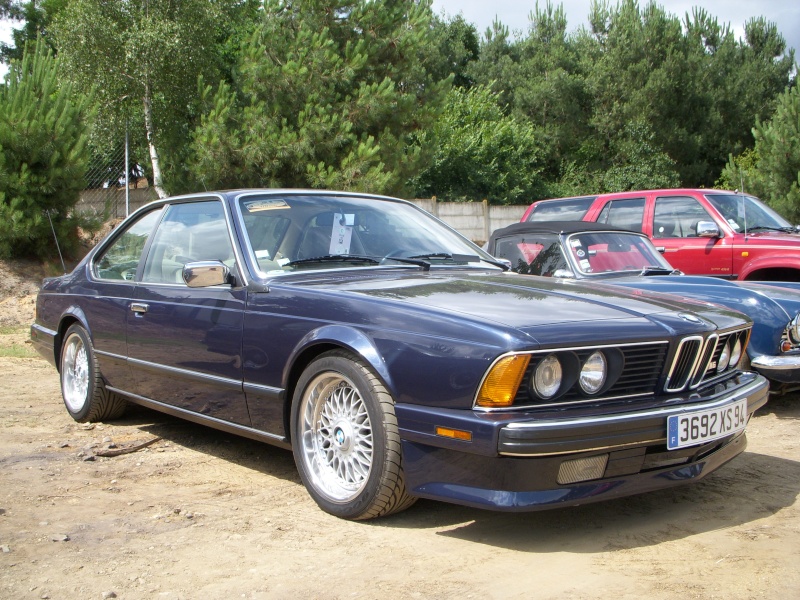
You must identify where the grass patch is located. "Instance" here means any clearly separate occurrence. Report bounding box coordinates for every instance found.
[0,325,28,335]
[0,344,39,359]
[0,326,39,358]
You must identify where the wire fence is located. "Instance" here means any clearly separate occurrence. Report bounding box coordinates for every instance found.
[76,137,158,219]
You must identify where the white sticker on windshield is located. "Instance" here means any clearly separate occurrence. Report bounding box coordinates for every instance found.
[330,213,354,254]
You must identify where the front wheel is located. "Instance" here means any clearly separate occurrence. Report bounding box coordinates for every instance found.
[290,351,415,520]
[60,324,127,423]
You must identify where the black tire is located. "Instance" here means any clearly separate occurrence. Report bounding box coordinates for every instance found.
[59,324,128,423]
[290,350,416,520]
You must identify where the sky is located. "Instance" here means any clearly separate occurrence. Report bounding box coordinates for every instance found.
[430,0,800,54]
[1,1,798,79]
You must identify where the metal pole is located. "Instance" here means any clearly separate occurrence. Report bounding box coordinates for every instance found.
[125,125,130,217]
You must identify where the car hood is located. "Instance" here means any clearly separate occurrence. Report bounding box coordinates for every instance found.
[277,269,745,334]
[738,231,800,245]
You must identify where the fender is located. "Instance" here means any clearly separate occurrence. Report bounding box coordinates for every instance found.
[283,324,395,396]
[740,254,800,280]
[57,304,92,347]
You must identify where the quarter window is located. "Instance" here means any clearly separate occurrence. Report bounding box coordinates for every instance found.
[526,197,596,222]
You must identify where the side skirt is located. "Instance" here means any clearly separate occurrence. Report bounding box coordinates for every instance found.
[107,386,292,450]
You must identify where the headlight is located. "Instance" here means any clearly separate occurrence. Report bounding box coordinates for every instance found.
[533,354,562,398]
[579,351,607,394]
[788,313,800,345]
[717,339,731,372]
[729,338,743,368]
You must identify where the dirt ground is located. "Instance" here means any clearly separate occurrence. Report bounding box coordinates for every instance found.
[1,263,799,600]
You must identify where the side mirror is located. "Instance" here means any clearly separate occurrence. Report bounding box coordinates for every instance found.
[696,221,720,238]
[183,261,230,287]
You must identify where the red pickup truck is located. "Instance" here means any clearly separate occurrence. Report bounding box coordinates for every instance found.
[521,189,800,281]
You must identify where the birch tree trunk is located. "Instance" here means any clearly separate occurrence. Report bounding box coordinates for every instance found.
[143,78,167,198]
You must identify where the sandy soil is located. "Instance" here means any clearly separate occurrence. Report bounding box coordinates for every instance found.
[1,263,799,600]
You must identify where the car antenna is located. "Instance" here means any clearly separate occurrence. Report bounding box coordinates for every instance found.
[45,209,67,274]
[738,173,748,238]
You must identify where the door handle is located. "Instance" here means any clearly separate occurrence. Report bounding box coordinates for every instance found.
[130,303,149,314]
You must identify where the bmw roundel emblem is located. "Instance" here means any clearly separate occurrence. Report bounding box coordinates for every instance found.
[335,428,345,445]
[679,312,704,324]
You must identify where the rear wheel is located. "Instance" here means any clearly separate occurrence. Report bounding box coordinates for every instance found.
[60,324,127,423]
[291,350,415,520]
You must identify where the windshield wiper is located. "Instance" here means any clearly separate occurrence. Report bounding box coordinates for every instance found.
[408,252,509,272]
[286,254,381,267]
[746,225,797,233]
[640,266,677,276]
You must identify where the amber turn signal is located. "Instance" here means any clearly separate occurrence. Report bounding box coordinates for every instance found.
[476,354,530,408]
[436,426,473,441]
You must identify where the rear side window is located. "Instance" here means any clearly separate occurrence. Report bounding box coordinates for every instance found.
[93,207,164,281]
[525,197,596,222]
[142,200,235,284]
[595,198,645,232]
[653,196,715,238]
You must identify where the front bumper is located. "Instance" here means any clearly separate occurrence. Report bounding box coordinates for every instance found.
[396,372,769,511]
[750,353,800,383]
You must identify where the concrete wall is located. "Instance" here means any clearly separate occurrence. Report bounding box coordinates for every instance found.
[77,187,158,219]
[410,198,527,243]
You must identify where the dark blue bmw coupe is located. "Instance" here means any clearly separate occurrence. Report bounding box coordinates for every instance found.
[31,190,768,519]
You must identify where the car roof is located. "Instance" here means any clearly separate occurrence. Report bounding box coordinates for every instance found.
[531,188,740,204]
[491,221,632,239]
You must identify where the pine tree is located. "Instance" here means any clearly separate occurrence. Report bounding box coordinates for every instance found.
[188,0,451,196]
[0,38,92,258]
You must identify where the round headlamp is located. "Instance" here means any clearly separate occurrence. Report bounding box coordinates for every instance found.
[533,354,562,399]
[789,314,800,345]
[579,351,607,394]
[729,338,743,368]
[717,339,731,372]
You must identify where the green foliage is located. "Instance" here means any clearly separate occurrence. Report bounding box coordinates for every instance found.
[721,86,800,221]
[429,13,480,89]
[188,0,451,196]
[465,1,794,198]
[53,0,226,195]
[408,85,544,204]
[0,38,93,258]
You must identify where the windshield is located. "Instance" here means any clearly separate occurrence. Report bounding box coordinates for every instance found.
[705,193,792,232]
[492,233,568,276]
[236,193,495,274]
[564,231,673,276]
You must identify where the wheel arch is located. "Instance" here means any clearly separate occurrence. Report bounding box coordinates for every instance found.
[281,325,395,442]
[741,256,800,282]
[54,306,91,372]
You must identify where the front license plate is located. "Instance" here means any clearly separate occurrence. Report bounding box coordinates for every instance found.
[667,399,748,450]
